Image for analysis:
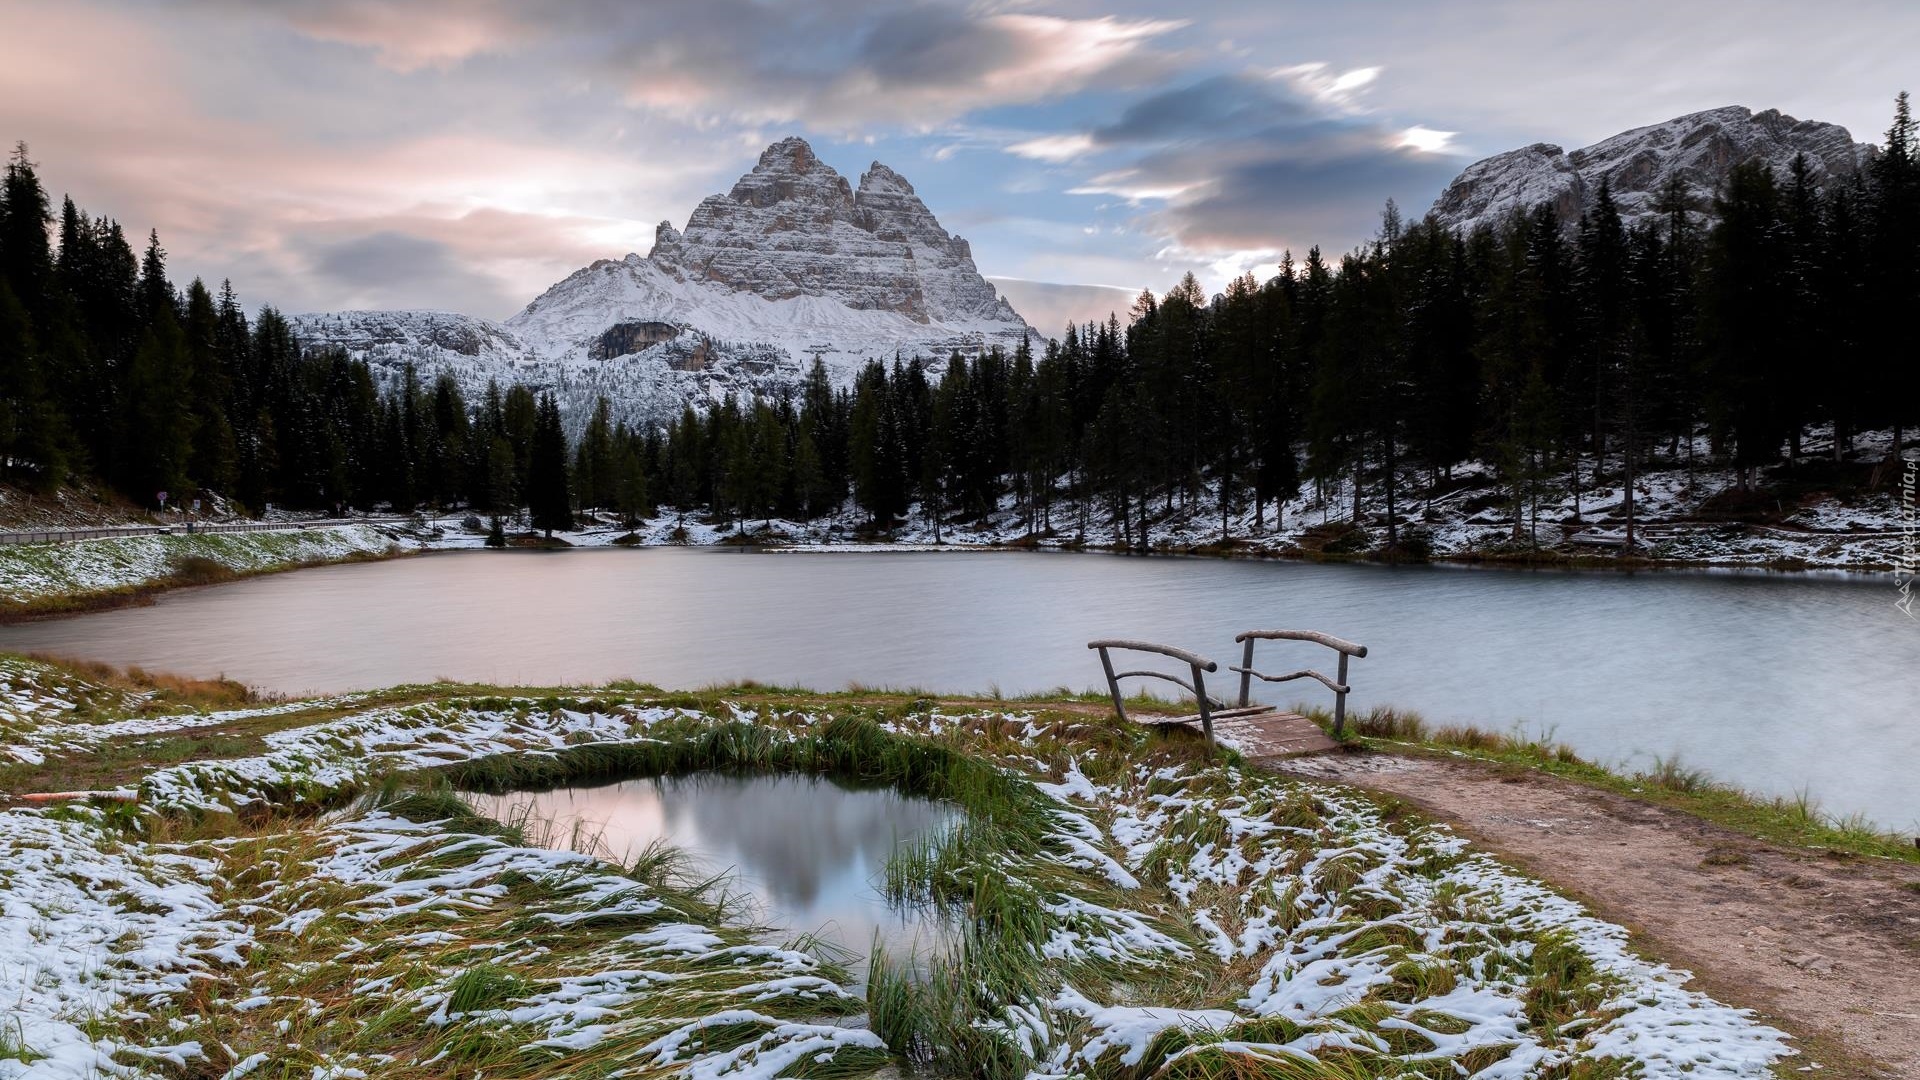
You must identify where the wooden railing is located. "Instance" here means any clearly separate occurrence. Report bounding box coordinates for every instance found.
[1086,639,1225,743]
[1231,629,1369,736]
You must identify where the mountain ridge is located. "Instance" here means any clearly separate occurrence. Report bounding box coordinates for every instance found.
[293,137,1035,433]
[1428,105,1875,234]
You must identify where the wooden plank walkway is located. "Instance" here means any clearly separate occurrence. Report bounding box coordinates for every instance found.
[1133,709,1340,759]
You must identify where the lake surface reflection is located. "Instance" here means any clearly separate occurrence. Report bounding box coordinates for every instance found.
[1,548,1913,828]
[469,772,957,981]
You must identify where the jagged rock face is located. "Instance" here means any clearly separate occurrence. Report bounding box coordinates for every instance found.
[295,137,1033,435]
[851,163,1022,323]
[1430,106,1875,234]
[589,320,681,361]
[646,136,1021,325]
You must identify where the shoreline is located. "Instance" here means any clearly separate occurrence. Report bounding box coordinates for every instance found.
[0,550,416,623]
[0,526,419,623]
[0,658,1911,1077]
[0,523,1889,627]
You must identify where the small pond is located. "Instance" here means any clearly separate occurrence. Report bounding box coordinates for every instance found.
[468,772,958,985]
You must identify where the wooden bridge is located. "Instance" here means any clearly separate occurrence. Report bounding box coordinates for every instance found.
[1087,630,1368,760]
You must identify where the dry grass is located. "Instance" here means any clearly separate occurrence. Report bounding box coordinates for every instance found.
[27,652,261,710]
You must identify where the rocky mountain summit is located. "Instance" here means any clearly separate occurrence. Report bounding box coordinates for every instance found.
[1428,106,1875,234]
[649,137,1020,325]
[293,137,1033,432]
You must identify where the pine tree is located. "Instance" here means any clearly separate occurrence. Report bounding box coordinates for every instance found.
[574,397,616,512]
[612,427,649,527]
[1704,162,1792,488]
[527,393,573,535]
[0,144,53,323]
[1575,181,1629,511]
[181,279,237,493]
[124,312,195,504]
[1867,92,1919,458]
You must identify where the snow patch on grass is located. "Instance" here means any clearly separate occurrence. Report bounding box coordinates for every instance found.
[0,666,1793,1078]
[0,526,407,607]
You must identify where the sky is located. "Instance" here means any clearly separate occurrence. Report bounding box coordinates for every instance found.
[1,0,1913,332]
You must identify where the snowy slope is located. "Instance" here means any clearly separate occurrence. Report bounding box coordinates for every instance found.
[294,137,1035,433]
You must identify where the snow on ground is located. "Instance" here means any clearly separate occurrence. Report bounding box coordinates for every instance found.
[446,428,1912,570]
[5,429,1907,604]
[0,660,1795,1078]
[0,525,411,606]
[0,810,250,1080]
[1032,760,1788,1078]
[139,697,702,813]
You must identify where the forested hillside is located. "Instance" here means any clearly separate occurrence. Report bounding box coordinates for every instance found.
[646,94,1920,550]
[3,93,1915,551]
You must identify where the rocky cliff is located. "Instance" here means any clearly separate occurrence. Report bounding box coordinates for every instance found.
[1429,106,1875,234]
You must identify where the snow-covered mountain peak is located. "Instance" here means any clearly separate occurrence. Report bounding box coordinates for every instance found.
[294,137,1034,434]
[720,135,855,214]
[1429,105,1875,235]
[857,161,914,195]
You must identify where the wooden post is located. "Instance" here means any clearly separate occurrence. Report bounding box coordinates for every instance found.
[1192,663,1214,745]
[1334,651,1350,737]
[1097,646,1128,724]
[1238,637,1256,708]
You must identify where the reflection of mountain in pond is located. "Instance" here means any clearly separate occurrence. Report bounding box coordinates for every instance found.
[651,774,950,907]
[470,773,956,966]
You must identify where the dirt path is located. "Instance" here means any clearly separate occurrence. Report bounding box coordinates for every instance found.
[1264,750,1920,1078]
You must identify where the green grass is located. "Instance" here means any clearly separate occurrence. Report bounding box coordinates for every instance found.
[103,779,875,1080]
[1319,704,1920,864]
[0,1018,43,1066]
[0,654,1835,1078]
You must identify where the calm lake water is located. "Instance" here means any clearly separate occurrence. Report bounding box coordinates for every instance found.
[1,548,1913,828]
[467,773,956,982]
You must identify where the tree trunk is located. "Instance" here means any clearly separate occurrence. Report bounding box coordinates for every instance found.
[1570,452,1582,521]
[1624,415,1637,550]
[1383,434,1398,547]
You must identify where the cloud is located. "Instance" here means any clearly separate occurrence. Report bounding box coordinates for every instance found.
[1032,70,1465,279]
[988,278,1142,334]
[298,231,513,312]
[274,0,533,72]
[1007,133,1099,163]
[0,2,740,317]
[1398,126,1458,153]
[217,1,1185,131]
[1273,63,1381,112]
[604,6,1189,130]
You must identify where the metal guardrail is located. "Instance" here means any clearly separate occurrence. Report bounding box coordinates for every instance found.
[0,518,408,546]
